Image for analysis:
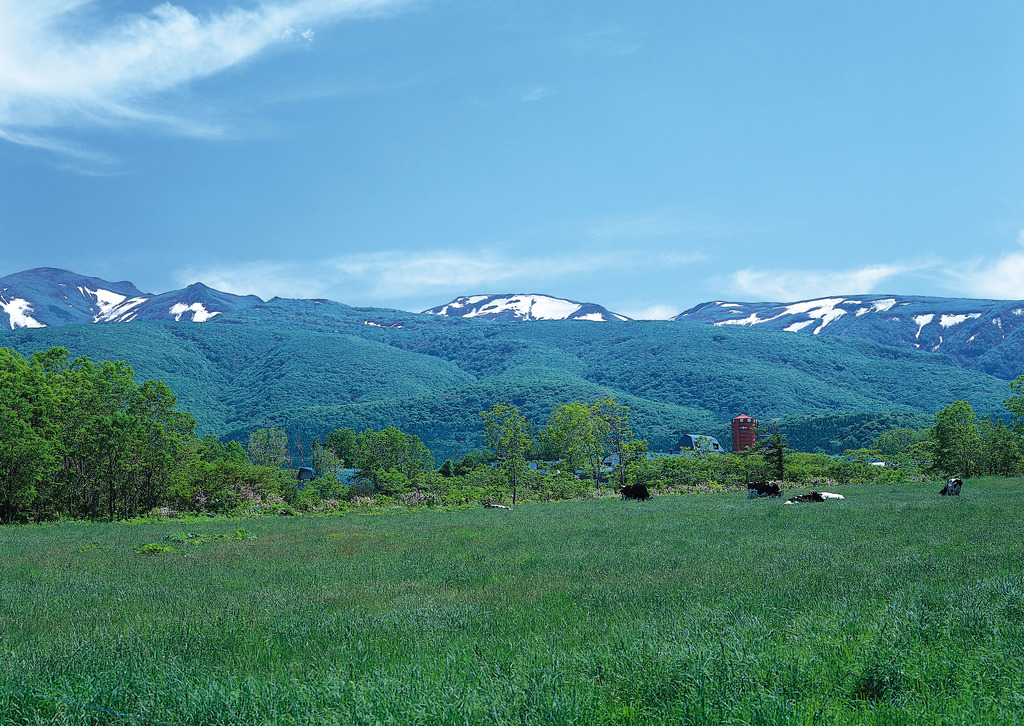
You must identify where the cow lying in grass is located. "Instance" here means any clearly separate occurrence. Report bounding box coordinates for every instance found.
[784,491,845,504]
[620,484,651,501]
[747,481,782,499]
[940,478,963,496]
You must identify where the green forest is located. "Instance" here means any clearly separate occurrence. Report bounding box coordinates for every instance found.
[0,314,1012,461]
[4,344,1023,523]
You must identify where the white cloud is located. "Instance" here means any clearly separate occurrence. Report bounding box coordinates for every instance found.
[0,0,407,154]
[615,303,678,320]
[726,263,915,301]
[520,86,552,102]
[946,235,1024,299]
[566,27,639,56]
[588,210,742,243]
[174,260,332,300]
[176,246,705,308]
[325,248,684,296]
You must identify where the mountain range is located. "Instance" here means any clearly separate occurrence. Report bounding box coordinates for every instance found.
[4,267,1023,380]
[1,267,1020,458]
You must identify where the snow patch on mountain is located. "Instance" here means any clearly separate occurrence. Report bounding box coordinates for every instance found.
[718,312,766,327]
[914,314,933,339]
[784,319,816,332]
[857,298,897,316]
[79,286,150,323]
[1,298,45,329]
[504,295,579,319]
[423,294,629,322]
[714,297,848,333]
[169,302,220,322]
[940,313,981,328]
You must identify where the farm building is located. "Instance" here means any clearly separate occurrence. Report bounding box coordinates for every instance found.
[731,414,758,452]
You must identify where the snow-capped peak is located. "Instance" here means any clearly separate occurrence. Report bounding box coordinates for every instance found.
[0,268,261,328]
[423,294,630,322]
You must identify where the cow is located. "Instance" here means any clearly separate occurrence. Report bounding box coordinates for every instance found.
[747,481,783,499]
[784,490,845,504]
[940,477,963,496]
[620,484,651,501]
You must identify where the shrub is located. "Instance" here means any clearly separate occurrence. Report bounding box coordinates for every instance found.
[135,542,175,555]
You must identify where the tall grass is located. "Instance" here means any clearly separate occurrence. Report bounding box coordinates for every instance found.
[1,480,1023,724]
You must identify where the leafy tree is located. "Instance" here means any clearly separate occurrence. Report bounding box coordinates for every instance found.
[454,449,489,476]
[354,426,435,493]
[480,403,532,507]
[0,348,57,521]
[310,439,344,479]
[871,427,933,463]
[248,428,289,469]
[978,417,1024,477]
[324,427,359,468]
[542,401,605,483]
[1004,373,1024,434]
[931,400,981,478]
[592,398,647,489]
[197,435,248,464]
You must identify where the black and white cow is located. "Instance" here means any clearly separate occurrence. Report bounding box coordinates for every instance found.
[620,484,651,501]
[940,477,963,496]
[784,490,844,504]
[747,481,783,499]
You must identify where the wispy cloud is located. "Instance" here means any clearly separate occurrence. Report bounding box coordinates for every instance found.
[588,210,740,242]
[174,261,330,301]
[0,0,408,156]
[566,27,640,56]
[615,303,679,321]
[945,232,1024,300]
[725,263,921,301]
[520,86,553,103]
[324,247,707,299]
[176,245,705,307]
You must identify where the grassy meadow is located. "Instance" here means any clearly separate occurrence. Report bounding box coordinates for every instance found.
[2,480,1024,725]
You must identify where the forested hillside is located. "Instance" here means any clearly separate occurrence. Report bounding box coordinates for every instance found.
[1,312,1010,459]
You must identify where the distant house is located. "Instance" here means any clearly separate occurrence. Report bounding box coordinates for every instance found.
[297,466,357,489]
[675,434,724,454]
[296,466,316,489]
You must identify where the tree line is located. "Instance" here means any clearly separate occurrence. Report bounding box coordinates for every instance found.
[6,346,1022,523]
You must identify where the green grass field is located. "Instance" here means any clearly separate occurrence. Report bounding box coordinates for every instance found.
[2,481,1023,725]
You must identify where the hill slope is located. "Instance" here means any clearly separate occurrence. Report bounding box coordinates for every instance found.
[674,295,1024,379]
[1,315,1011,459]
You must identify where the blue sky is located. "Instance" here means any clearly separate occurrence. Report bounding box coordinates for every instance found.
[2,0,1023,319]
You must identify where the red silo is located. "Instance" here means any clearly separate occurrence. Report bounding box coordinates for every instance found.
[732,414,758,452]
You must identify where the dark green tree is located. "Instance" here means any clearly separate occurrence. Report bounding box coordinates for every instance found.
[1004,373,1024,434]
[354,426,435,493]
[0,348,58,522]
[324,427,359,468]
[978,417,1024,477]
[764,432,787,481]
